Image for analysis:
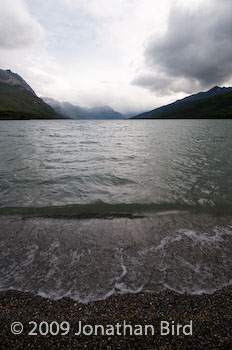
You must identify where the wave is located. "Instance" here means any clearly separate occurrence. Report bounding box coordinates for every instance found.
[0,201,231,218]
[0,213,231,302]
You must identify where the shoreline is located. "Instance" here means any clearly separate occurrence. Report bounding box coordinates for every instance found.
[1,286,231,349]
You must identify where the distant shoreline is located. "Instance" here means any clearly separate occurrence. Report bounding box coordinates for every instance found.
[0,116,232,120]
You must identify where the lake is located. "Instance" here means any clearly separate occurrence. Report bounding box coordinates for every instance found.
[0,119,231,302]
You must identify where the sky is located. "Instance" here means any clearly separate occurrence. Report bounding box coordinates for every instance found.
[0,0,232,114]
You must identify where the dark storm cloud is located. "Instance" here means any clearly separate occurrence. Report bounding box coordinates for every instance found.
[132,72,201,95]
[133,0,232,94]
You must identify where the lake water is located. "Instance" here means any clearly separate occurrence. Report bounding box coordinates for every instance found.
[0,120,232,302]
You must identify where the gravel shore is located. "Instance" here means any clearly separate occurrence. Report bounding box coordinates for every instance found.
[0,287,231,349]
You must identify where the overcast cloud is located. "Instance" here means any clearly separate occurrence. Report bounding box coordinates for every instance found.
[0,0,232,113]
[133,0,232,95]
[0,0,44,49]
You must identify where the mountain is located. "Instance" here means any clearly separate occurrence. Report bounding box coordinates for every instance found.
[86,106,125,120]
[132,86,232,119]
[43,97,125,120]
[0,69,62,119]
[0,69,36,95]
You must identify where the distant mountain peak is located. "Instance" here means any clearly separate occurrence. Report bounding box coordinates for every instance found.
[43,97,125,120]
[209,85,221,92]
[90,106,113,112]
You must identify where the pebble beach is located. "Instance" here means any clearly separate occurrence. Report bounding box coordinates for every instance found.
[0,287,231,349]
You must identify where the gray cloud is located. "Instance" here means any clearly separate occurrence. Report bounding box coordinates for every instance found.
[132,72,201,95]
[0,0,44,50]
[133,0,232,94]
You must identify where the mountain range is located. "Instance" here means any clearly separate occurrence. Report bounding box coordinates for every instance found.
[0,69,124,120]
[132,86,232,119]
[43,97,125,120]
[0,68,232,120]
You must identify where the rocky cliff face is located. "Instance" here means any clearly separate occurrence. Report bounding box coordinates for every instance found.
[0,69,62,119]
[0,69,36,96]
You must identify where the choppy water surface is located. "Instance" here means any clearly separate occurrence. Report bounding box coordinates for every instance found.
[0,120,232,301]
